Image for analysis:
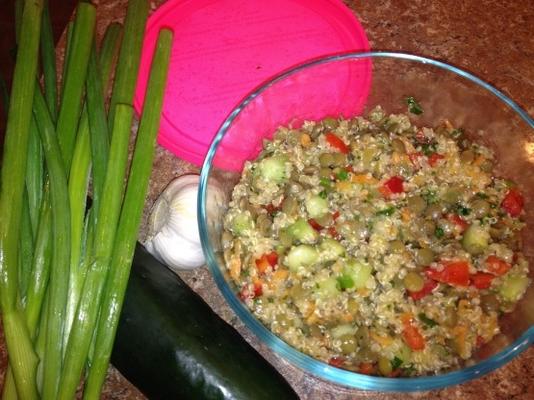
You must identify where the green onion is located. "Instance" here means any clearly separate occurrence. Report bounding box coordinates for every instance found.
[40,1,58,121]
[405,96,423,115]
[19,190,35,299]
[320,177,332,188]
[58,103,134,400]
[56,2,96,170]
[434,226,445,238]
[86,42,111,216]
[25,193,53,335]
[108,0,149,131]
[0,0,44,397]
[64,22,122,347]
[26,116,44,235]
[337,275,354,290]
[84,29,173,398]
[336,170,349,181]
[33,85,72,400]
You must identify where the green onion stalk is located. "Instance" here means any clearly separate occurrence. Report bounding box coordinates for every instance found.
[63,22,122,348]
[84,28,174,399]
[58,103,134,400]
[33,85,72,400]
[107,0,149,131]
[0,0,44,399]
[55,2,96,171]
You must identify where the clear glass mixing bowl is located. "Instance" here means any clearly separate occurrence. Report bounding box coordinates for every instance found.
[198,52,534,391]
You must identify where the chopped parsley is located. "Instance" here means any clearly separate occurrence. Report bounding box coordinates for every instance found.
[376,206,396,216]
[434,226,445,238]
[450,128,464,139]
[418,313,438,328]
[405,96,423,115]
[455,204,471,216]
[319,190,328,199]
[422,189,438,204]
[391,356,403,370]
[421,142,437,156]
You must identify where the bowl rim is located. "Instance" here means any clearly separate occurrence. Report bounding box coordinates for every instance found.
[198,51,534,391]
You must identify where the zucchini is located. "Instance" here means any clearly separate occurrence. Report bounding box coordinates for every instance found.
[112,244,298,400]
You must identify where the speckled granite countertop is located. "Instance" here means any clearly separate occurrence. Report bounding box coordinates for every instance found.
[2,0,533,399]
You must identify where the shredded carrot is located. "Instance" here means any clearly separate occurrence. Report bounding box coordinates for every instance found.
[452,325,469,358]
[300,132,311,147]
[351,174,377,185]
[229,255,241,281]
[370,332,393,347]
[306,312,319,325]
[340,312,354,323]
[269,268,289,288]
[335,181,352,192]
[473,155,485,166]
[401,207,412,222]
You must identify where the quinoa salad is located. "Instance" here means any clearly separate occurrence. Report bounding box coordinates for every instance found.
[221,105,530,377]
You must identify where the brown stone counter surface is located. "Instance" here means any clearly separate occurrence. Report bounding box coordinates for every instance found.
[2,0,534,399]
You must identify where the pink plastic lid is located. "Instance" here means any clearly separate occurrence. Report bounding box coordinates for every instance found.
[134,0,370,166]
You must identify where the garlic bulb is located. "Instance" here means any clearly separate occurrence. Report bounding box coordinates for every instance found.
[145,174,205,271]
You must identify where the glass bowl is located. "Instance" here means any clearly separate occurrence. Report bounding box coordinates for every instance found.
[198,52,534,391]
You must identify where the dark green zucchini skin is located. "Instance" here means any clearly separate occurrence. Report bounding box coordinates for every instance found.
[111,244,299,400]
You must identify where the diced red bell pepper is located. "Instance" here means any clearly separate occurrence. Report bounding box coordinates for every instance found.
[264,203,281,214]
[408,277,438,300]
[389,369,402,378]
[254,282,263,297]
[358,362,375,375]
[408,152,423,167]
[239,282,263,300]
[255,251,278,274]
[401,316,426,351]
[426,260,470,287]
[428,153,445,167]
[501,188,524,217]
[308,218,323,231]
[485,255,511,276]
[332,210,340,221]
[325,133,349,154]
[380,176,404,198]
[384,176,404,193]
[471,272,494,289]
[447,213,469,233]
[327,226,342,240]
[328,357,345,368]
[266,251,278,266]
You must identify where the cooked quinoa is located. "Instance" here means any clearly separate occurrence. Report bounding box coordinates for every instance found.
[221,106,530,376]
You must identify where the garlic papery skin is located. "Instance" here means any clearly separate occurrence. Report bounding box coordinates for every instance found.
[145,174,205,271]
